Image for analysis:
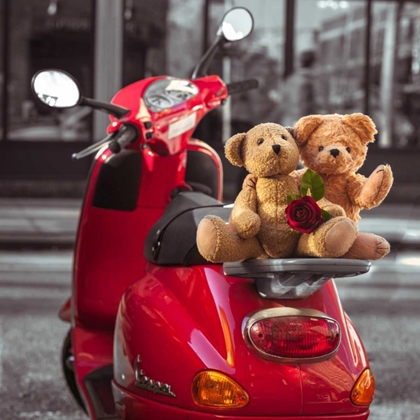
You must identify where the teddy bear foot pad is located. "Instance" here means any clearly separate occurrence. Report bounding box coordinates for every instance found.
[224,258,371,300]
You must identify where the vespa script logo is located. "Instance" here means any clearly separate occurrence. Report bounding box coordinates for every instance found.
[134,355,176,398]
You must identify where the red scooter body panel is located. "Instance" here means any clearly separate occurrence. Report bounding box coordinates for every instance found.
[297,282,369,415]
[113,265,370,417]
[114,265,302,416]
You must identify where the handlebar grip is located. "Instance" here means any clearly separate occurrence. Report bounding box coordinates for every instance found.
[226,79,259,95]
[108,125,138,154]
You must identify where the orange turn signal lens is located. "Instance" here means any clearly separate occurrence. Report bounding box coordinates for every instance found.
[351,369,375,406]
[192,370,249,409]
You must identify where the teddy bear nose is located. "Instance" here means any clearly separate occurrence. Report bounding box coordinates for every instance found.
[330,149,340,158]
[272,144,281,155]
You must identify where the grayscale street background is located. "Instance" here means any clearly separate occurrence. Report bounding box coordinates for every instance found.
[1,0,420,419]
[0,199,419,419]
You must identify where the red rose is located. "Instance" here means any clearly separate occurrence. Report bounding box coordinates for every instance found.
[285,196,324,234]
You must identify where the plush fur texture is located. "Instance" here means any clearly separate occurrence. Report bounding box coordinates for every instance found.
[294,113,393,259]
[196,122,359,263]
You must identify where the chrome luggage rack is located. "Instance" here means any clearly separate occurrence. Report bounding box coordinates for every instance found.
[223,258,371,299]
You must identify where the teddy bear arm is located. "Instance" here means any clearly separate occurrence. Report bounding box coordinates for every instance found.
[231,186,261,239]
[290,168,306,189]
[357,165,393,209]
[242,174,258,189]
[291,168,306,180]
[346,175,367,207]
[317,197,346,217]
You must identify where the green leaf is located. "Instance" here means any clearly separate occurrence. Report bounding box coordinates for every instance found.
[300,169,325,201]
[322,209,333,222]
[287,194,301,204]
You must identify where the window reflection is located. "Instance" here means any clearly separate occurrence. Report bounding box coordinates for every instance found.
[375,1,420,148]
[225,0,285,134]
[0,0,4,140]
[286,0,366,127]
[292,0,420,149]
[122,0,168,86]
[6,0,93,141]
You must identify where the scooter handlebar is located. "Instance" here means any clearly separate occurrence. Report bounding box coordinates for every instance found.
[108,124,139,154]
[226,78,259,95]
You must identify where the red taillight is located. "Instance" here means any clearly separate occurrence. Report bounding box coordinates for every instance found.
[246,309,340,362]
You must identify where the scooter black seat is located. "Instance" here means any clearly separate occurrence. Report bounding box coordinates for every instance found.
[144,191,231,266]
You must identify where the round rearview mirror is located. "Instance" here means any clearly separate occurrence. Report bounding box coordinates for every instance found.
[32,69,81,108]
[222,7,253,42]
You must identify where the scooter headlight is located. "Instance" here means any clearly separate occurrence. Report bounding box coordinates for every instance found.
[192,370,249,409]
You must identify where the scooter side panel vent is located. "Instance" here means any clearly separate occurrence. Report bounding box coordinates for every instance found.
[224,259,371,299]
[84,365,118,419]
[92,150,141,211]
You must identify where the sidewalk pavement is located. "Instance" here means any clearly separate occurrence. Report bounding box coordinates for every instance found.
[0,198,81,248]
[0,198,418,249]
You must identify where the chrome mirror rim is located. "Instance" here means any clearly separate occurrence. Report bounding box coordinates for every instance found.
[221,7,254,42]
[31,69,82,108]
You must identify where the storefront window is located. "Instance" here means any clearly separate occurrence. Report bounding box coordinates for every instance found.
[227,0,285,132]
[371,1,420,148]
[0,0,4,140]
[285,0,366,126]
[122,0,168,86]
[199,0,285,141]
[7,0,94,141]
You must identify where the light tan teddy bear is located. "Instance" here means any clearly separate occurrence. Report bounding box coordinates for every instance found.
[294,113,393,260]
[196,122,361,263]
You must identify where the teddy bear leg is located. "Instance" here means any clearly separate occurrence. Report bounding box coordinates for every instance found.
[341,232,390,260]
[196,216,267,263]
[296,216,358,258]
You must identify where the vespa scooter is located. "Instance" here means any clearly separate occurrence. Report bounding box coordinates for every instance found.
[32,7,375,420]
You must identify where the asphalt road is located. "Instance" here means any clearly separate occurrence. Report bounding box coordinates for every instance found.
[0,249,419,420]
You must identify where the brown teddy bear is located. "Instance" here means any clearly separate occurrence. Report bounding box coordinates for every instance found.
[294,113,393,260]
[196,122,360,263]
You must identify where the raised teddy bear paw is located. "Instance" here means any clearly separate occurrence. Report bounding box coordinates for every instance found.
[359,164,393,208]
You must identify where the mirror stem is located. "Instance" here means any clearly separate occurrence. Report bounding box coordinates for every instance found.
[191,33,224,80]
[80,97,130,118]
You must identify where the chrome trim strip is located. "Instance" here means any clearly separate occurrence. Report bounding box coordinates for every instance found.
[134,355,176,398]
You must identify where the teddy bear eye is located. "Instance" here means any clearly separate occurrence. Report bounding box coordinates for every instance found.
[319,146,324,151]
[257,138,264,145]
[346,147,351,153]
[281,134,287,140]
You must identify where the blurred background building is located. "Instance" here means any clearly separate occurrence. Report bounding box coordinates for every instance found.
[0,0,419,200]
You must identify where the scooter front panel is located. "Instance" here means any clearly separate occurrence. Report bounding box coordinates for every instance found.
[73,144,189,328]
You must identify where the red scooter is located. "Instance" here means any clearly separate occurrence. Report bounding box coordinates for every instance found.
[32,7,375,420]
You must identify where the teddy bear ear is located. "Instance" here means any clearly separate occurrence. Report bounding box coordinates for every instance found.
[225,132,246,167]
[294,115,324,146]
[285,126,294,137]
[342,113,378,144]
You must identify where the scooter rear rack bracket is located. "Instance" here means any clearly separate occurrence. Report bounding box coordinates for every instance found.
[223,258,371,299]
